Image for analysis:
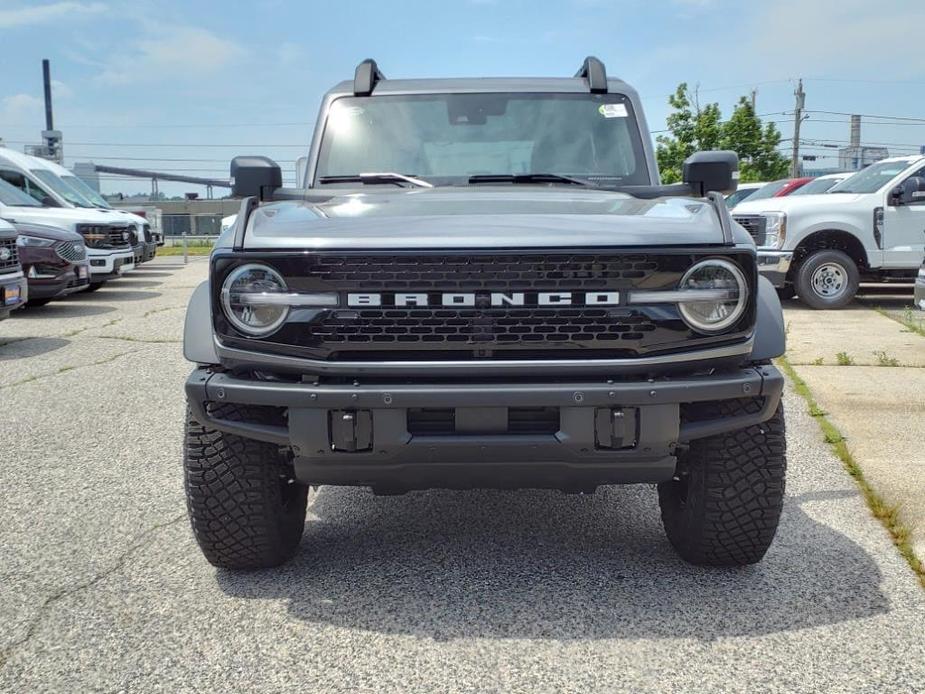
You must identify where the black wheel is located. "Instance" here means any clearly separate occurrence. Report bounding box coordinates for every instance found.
[184,403,308,569]
[776,285,796,301]
[85,282,105,292]
[658,399,786,566]
[26,298,53,307]
[793,250,859,309]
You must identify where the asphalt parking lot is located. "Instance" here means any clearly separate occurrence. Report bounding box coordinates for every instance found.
[2,257,925,693]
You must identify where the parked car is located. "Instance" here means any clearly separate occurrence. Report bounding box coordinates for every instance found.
[789,172,851,196]
[0,178,134,289]
[745,177,812,202]
[733,156,925,308]
[182,57,788,571]
[13,221,90,305]
[915,258,925,310]
[0,218,27,319]
[725,181,766,209]
[0,148,155,265]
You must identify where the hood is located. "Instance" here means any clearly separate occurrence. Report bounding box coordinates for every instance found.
[243,187,727,250]
[0,205,126,231]
[733,192,865,215]
[92,208,148,228]
[10,220,84,243]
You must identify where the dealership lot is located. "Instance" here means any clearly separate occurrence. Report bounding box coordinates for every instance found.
[1,258,925,692]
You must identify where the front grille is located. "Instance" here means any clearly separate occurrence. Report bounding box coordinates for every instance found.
[315,308,658,345]
[733,215,767,245]
[0,237,19,271]
[214,251,757,362]
[77,224,132,249]
[54,240,86,262]
[310,254,661,290]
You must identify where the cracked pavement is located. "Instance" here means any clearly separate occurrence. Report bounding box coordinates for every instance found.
[1,257,924,693]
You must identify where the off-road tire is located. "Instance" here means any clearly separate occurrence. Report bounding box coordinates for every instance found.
[658,399,786,566]
[184,403,308,569]
[793,249,859,309]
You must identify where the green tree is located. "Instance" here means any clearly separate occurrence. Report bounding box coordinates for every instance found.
[721,97,789,182]
[656,86,790,184]
[655,83,723,183]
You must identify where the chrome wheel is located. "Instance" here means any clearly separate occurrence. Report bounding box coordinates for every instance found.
[810,262,847,299]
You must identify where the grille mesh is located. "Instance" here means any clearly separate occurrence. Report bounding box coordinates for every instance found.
[315,308,658,345]
[310,254,661,290]
[0,237,19,271]
[54,240,86,262]
[733,215,767,245]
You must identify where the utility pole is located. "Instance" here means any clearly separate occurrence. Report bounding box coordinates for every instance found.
[40,59,63,164]
[790,79,805,178]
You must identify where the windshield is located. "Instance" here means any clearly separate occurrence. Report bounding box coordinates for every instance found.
[314,93,649,186]
[829,161,914,194]
[743,180,789,201]
[30,169,96,208]
[60,174,111,208]
[791,176,844,196]
[0,178,42,206]
[725,187,759,208]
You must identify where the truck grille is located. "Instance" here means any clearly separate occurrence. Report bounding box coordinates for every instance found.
[76,224,132,249]
[54,240,86,262]
[215,251,757,362]
[733,215,767,245]
[0,237,19,271]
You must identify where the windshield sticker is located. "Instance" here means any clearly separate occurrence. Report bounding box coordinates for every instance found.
[598,103,627,118]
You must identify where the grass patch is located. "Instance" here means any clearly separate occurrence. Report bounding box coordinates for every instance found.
[811,357,824,366]
[157,245,213,257]
[874,350,901,367]
[835,352,855,366]
[877,307,925,338]
[778,357,925,589]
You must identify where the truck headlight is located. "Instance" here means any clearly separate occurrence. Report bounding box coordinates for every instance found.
[677,259,748,333]
[221,263,290,336]
[763,212,786,248]
[16,235,54,247]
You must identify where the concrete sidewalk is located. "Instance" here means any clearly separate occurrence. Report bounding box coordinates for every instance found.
[785,299,925,561]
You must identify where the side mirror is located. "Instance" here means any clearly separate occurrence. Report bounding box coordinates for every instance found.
[230,156,282,199]
[894,176,925,205]
[683,150,739,197]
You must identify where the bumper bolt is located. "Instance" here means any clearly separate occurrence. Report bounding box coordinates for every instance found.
[216,388,225,400]
[383,393,393,405]
[573,392,584,403]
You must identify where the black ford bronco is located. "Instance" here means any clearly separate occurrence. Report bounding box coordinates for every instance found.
[183,58,787,570]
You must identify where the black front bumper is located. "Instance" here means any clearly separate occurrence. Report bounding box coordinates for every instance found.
[186,365,784,490]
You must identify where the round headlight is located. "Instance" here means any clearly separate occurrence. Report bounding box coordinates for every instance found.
[678,259,748,333]
[221,263,289,336]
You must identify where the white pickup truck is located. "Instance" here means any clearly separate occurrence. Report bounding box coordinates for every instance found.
[733,155,925,308]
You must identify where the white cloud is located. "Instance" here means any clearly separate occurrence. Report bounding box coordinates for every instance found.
[0,1,105,28]
[0,93,44,128]
[750,0,925,77]
[95,26,243,85]
[51,80,74,99]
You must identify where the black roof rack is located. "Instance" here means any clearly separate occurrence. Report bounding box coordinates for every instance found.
[575,56,607,93]
[354,58,385,96]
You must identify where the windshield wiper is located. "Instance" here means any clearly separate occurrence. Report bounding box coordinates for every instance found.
[318,172,433,188]
[468,173,596,187]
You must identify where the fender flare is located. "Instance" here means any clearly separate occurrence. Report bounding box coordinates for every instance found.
[183,280,219,365]
[750,276,786,361]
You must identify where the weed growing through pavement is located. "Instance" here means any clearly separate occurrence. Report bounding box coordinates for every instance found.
[836,352,855,366]
[874,351,901,367]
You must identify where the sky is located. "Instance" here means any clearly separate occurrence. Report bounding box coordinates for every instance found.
[2,0,925,197]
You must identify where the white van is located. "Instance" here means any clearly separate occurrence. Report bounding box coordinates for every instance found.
[0,177,134,288]
[0,148,155,266]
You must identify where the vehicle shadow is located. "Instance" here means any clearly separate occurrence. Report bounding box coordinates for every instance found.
[129,270,176,277]
[0,336,69,360]
[108,279,163,289]
[216,486,888,640]
[11,303,116,319]
[69,289,162,303]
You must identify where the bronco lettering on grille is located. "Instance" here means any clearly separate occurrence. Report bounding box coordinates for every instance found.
[346,291,621,308]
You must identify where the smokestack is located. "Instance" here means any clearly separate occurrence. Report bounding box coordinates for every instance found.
[42,59,53,131]
[850,115,861,148]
